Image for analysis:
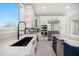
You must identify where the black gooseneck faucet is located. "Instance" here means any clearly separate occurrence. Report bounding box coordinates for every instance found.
[17,21,26,40]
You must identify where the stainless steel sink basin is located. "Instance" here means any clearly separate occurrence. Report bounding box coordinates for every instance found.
[11,37,33,46]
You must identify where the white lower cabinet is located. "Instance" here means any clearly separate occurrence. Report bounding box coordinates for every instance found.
[29,38,37,56]
[29,46,35,56]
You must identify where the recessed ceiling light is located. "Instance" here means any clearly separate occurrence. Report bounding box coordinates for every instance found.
[66,6,69,9]
[43,6,47,10]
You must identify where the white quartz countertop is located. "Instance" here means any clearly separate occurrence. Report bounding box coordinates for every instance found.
[0,34,37,56]
[52,34,79,47]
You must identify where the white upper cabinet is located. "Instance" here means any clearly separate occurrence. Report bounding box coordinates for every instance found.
[40,16,48,25]
[25,5,35,16]
[47,24,51,31]
[25,5,35,28]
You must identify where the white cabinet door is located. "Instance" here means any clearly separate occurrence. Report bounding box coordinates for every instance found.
[29,39,37,56]
[60,16,66,35]
[40,19,45,25]
[47,24,51,31]
[29,46,35,56]
[40,18,48,25]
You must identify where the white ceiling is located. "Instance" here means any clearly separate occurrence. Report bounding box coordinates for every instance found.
[25,3,79,16]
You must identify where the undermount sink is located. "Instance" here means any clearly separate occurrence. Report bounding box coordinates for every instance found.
[11,37,33,46]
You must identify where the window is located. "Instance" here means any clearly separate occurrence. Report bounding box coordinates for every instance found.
[72,18,79,35]
[0,3,18,29]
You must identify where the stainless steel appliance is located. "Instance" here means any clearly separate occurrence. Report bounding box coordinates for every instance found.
[41,25,47,36]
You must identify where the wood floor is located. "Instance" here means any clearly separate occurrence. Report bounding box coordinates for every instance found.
[36,40,56,56]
